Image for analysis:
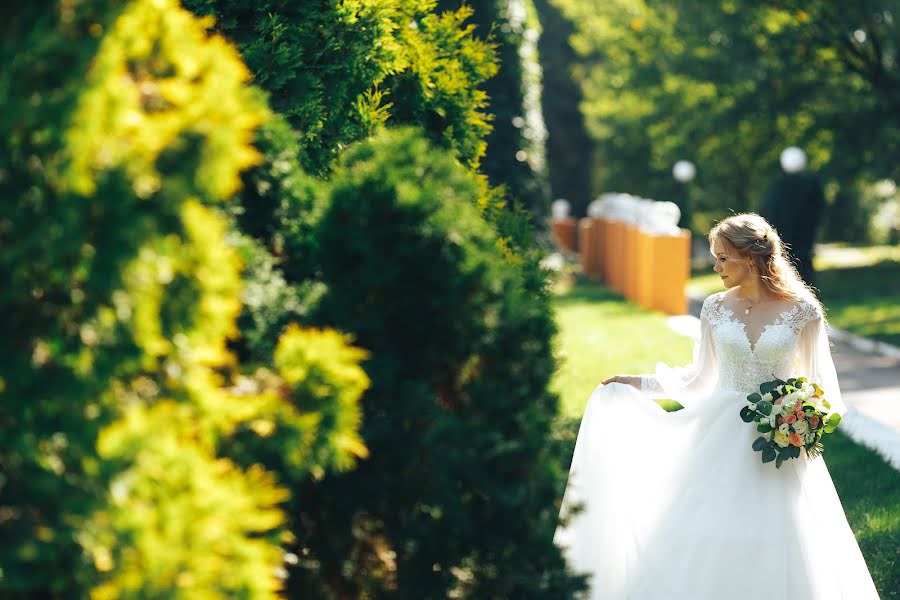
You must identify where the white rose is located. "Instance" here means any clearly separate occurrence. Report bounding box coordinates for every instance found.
[778,423,790,434]
[762,393,773,403]
[748,403,757,412]
[782,391,799,405]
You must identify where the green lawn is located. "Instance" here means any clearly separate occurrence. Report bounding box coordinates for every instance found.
[824,431,900,599]
[551,277,900,598]
[816,243,900,269]
[550,277,692,417]
[816,260,900,347]
[687,269,726,297]
[688,243,900,347]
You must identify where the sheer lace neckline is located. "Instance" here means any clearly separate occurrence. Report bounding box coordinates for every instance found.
[708,293,806,353]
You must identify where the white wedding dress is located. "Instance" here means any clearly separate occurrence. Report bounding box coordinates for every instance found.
[554,291,880,599]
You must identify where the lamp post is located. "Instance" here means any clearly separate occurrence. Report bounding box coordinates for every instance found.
[672,160,696,230]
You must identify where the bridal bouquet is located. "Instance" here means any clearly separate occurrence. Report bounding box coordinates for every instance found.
[739,377,842,469]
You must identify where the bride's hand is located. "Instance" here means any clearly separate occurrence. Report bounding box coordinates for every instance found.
[601,375,640,389]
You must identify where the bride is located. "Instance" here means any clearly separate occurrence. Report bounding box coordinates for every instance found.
[554,213,880,599]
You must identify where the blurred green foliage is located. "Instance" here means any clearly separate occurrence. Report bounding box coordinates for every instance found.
[551,0,900,234]
[534,0,596,217]
[295,127,584,598]
[180,0,516,365]
[0,0,368,596]
[183,0,497,175]
[438,0,552,218]
[1,0,584,596]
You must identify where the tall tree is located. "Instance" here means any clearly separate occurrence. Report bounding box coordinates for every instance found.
[438,0,552,219]
[550,0,900,233]
[534,0,596,217]
[534,0,594,215]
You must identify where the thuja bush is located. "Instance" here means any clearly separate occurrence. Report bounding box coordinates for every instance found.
[288,127,585,599]
[180,0,522,366]
[183,0,497,174]
[438,0,551,218]
[0,1,368,596]
[232,116,325,285]
[224,115,327,362]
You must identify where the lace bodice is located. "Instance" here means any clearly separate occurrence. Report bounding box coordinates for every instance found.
[639,292,847,413]
[704,294,817,393]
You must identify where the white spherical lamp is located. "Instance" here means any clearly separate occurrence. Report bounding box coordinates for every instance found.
[780,147,807,173]
[551,198,571,220]
[672,160,696,183]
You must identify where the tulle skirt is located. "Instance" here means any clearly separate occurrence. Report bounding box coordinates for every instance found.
[554,382,881,599]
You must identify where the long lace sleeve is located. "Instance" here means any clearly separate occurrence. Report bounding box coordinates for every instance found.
[639,295,720,404]
[795,306,847,416]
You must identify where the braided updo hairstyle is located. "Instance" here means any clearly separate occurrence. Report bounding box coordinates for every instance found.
[708,213,823,313]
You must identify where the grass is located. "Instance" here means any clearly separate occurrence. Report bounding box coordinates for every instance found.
[816,260,900,347]
[816,243,900,269]
[550,277,692,417]
[688,243,900,347]
[687,269,725,297]
[551,277,900,598]
[824,431,900,598]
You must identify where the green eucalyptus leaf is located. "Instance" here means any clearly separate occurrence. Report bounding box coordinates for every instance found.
[740,406,755,422]
[760,381,777,395]
[752,436,770,452]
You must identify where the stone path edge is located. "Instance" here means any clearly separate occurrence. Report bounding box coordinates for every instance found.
[830,327,900,361]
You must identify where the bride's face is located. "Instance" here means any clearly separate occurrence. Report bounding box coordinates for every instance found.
[711,238,751,288]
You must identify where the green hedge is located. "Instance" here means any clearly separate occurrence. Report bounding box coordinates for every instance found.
[0,2,368,596]
[293,127,585,598]
[183,0,497,174]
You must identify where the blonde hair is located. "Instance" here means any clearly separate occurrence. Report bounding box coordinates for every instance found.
[708,213,823,314]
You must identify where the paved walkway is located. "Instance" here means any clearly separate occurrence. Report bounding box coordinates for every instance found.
[830,344,900,430]
[685,293,900,469]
